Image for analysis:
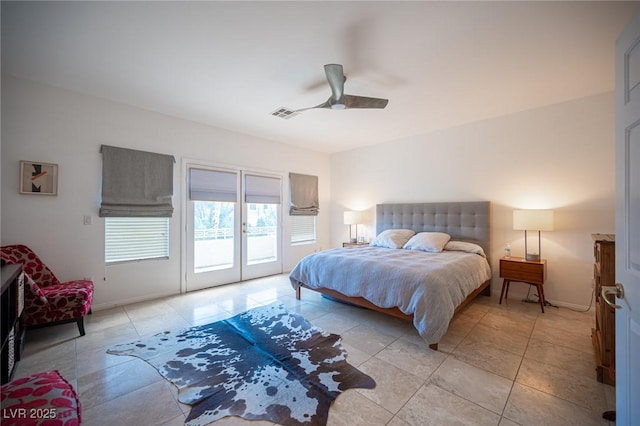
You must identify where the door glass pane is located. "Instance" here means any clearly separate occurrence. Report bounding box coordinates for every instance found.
[246,203,278,265]
[193,201,235,272]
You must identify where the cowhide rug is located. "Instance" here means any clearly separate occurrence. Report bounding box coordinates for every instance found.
[107,304,375,426]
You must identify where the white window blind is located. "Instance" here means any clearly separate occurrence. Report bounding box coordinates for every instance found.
[245,174,281,204]
[105,217,169,263]
[189,168,238,202]
[291,216,316,243]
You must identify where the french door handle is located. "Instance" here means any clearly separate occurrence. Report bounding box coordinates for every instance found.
[601,283,624,310]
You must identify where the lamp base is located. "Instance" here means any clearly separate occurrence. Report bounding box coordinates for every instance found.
[525,253,540,261]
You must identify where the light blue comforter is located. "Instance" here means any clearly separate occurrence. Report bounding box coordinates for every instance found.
[289,246,492,344]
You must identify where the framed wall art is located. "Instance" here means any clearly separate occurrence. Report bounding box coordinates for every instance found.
[20,161,58,195]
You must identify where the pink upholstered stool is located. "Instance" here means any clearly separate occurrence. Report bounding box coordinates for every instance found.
[1,370,81,426]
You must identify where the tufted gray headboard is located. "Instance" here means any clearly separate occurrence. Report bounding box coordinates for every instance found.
[376,201,491,257]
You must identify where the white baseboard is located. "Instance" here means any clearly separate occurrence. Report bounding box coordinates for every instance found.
[91,290,179,312]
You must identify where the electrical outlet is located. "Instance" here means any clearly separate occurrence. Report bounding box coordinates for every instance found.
[83,215,92,225]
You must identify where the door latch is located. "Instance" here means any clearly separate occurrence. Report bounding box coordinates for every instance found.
[601,283,624,310]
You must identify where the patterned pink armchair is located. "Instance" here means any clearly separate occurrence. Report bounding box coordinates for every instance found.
[0,245,94,336]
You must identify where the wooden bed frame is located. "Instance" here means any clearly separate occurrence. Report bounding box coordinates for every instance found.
[295,280,490,350]
[294,201,492,351]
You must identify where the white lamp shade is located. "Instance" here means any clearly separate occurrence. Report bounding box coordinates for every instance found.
[513,209,554,231]
[344,211,359,225]
[344,211,357,225]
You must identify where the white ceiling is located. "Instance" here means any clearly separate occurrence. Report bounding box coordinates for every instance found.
[2,1,638,154]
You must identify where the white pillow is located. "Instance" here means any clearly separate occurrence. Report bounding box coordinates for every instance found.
[403,232,451,253]
[370,229,416,249]
[444,241,486,258]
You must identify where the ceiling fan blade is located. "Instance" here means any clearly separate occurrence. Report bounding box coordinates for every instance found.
[293,98,331,112]
[324,64,345,103]
[293,99,331,112]
[344,94,388,109]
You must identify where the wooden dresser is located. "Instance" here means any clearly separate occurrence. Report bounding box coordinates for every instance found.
[591,233,615,385]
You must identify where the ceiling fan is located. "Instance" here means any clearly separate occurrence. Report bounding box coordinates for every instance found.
[273,64,388,118]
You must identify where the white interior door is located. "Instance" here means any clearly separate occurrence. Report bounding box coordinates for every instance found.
[614,11,640,424]
[185,165,282,291]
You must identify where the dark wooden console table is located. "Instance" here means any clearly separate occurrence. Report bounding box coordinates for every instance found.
[1,263,25,384]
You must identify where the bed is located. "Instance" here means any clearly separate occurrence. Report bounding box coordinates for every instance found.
[289,201,492,350]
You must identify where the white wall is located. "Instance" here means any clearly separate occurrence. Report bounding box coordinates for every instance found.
[3,76,615,310]
[1,77,330,309]
[330,92,615,308]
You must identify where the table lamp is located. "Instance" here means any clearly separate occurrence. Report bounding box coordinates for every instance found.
[343,211,362,243]
[513,209,554,261]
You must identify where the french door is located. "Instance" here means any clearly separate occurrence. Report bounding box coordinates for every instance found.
[185,164,282,291]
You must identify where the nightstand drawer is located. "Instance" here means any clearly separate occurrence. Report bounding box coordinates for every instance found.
[343,242,369,248]
[500,258,545,284]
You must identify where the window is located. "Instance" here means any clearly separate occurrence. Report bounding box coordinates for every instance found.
[291,215,316,244]
[105,217,169,263]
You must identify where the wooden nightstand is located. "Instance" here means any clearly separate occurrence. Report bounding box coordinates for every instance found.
[342,242,368,247]
[499,256,547,312]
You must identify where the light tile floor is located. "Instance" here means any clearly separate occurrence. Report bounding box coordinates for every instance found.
[14,274,615,426]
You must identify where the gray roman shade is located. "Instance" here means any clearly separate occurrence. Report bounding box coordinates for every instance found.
[189,168,238,202]
[100,145,175,217]
[289,172,319,216]
[245,174,281,204]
